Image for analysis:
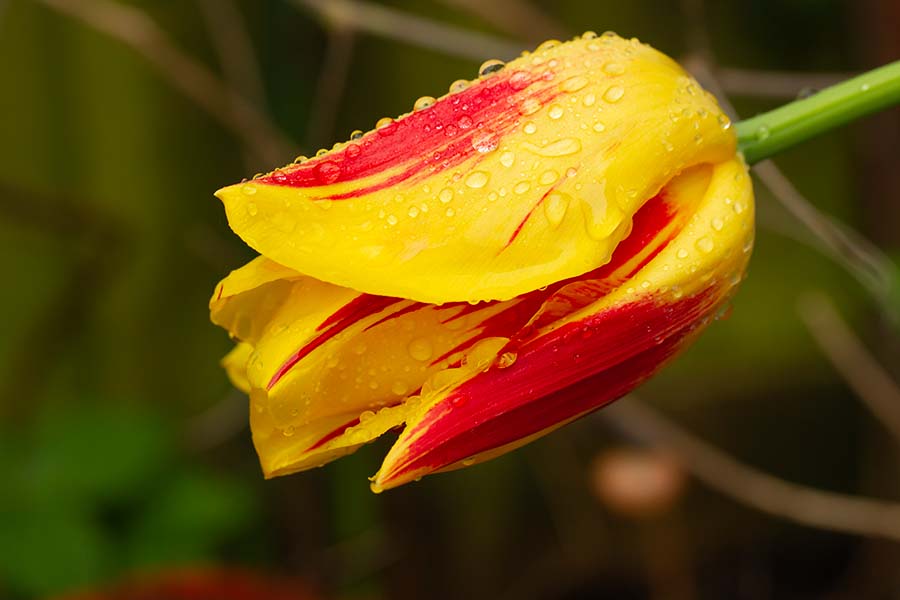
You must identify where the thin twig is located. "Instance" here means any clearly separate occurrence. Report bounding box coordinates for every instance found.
[305,25,357,151]
[195,0,268,108]
[797,291,900,443]
[718,67,853,100]
[602,398,900,542]
[37,0,293,167]
[291,0,524,62]
[438,0,569,43]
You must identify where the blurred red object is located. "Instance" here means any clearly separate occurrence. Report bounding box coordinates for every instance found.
[56,567,321,600]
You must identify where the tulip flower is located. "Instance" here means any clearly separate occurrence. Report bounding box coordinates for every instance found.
[210,32,755,491]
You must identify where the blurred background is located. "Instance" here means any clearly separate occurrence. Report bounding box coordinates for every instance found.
[1,0,899,598]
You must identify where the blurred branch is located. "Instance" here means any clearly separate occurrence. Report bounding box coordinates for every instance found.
[305,25,357,150]
[291,0,524,62]
[438,0,569,43]
[603,398,900,543]
[718,67,852,100]
[183,389,248,452]
[797,292,900,443]
[37,0,293,167]
[195,0,268,108]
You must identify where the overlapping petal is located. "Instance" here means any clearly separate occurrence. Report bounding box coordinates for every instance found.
[215,33,735,304]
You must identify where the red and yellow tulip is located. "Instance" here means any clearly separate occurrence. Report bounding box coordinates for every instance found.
[210,32,754,491]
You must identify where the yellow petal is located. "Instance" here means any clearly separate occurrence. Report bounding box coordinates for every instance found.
[216,33,735,303]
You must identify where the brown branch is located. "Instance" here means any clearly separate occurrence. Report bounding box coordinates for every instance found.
[291,0,524,62]
[305,25,357,151]
[797,292,900,443]
[602,398,900,542]
[37,0,294,167]
[438,0,569,43]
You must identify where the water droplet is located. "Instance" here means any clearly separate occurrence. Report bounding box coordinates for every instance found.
[479,59,505,76]
[293,155,308,164]
[717,114,731,130]
[500,151,515,167]
[755,125,770,141]
[465,170,490,189]
[514,181,531,194]
[376,117,394,130]
[241,183,257,195]
[592,121,606,133]
[603,86,625,103]
[445,207,456,217]
[282,425,295,437]
[408,338,433,361]
[350,130,363,140]
[711,217,724,231]
[450,79,469,93]
[386,214,398,226]
[471,131,499,153]
[315,161,341,184]
[315,148,328,157]
[562,75,589,92]
[520,98,541,115]
[583,92,596,106]
[676,248,689,259]
[391,381,408,396]
[509,70,530,90]
[733,200,746,214]
[523,121,537,134]
[497,352,517,368]
[602,61,625,75]
[407,206,420,218]
[536,40,560,52]
[458,115,473,129]
[414,95,435,110]
[345,143,361,158]
[860,83,871,92]
[246,202,258,216]
[696,236,714,253]
[444,123,459,137]
[582,30,598,39]
[544,192,569,226]
[439,188,454,203]
[522,137,582,157]
[539,169,559,185]
[548,104,564,119]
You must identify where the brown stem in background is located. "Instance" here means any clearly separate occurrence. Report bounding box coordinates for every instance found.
[603,398,900,543]
[37,0,294,167]
[305,25,357,152]
[438,0,569,43]
[797,292,900,444]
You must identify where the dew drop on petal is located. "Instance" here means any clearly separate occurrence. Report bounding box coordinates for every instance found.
[439,188,454,203]
[479,59,505,76]
[241,184,257,195]
[603,86,625,103]
[539,170,559,185]
[544,192,569,227]
[414,96,435,111]
[593,121,606,133]
[711,217,724,231]
[523,122,537,135]
[695,236,714,253]
[603,61,625,75]
[676,248,689,259]
[471,131,499,153]
[514,181,531,194]
[449,79,470,93]
[562,75,589,92]
[500,151,515,167]
[246,202,258,216]
[548,104,564,119]
[408,338,433,361]
[523,137,582,157]
[583,92,596,106]
[465,171,490,189]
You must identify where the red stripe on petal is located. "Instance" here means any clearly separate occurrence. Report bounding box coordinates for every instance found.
[256,70,560,194]
[268,295,404,390]
[382,290,716,483]
[305,417,361,452]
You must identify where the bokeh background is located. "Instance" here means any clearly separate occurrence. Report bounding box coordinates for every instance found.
[1,0,899,598]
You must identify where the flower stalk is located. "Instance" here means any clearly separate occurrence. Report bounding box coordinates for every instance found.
[736,60,900,164]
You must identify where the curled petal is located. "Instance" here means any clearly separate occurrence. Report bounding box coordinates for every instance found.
[215,34,735,303]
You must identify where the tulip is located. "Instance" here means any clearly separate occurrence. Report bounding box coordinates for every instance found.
[210,32,754,491]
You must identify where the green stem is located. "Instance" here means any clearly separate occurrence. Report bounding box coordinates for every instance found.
[736,60,900,164]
